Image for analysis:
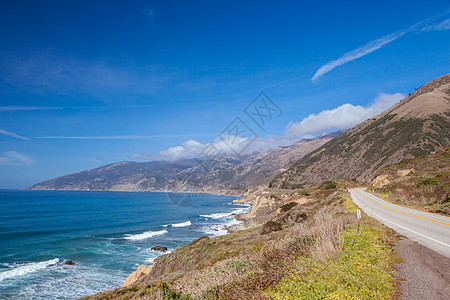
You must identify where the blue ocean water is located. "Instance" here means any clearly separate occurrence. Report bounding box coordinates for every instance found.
[0,190,248,299]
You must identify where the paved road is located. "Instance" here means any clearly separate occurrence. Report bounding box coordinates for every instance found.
[349,188,450,258]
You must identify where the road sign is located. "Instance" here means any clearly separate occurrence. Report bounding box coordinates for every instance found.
[357,209,361,219]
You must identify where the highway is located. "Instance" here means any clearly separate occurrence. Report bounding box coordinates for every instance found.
[349,188,450,257]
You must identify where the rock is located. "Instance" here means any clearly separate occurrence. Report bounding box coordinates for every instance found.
[122,264,153,288]
[64,260,76,265]
[151,246,168,252]
[371,174,394,189]
[397,168,416,177]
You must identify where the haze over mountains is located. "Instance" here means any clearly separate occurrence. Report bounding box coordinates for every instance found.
[29,74,450,193]
[28,132,340,192]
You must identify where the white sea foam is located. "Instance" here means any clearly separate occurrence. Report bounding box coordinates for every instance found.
[200,205,251,237]
[171,221,191,227]
[200,206,251,219]
[12,263,127,300]
[144,257,156,264]
[200,212,234,219]
[200,224,228,236]
[0,258,59,281]
[123,230,168,241]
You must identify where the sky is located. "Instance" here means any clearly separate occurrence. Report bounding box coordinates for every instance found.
[0,0,449,188]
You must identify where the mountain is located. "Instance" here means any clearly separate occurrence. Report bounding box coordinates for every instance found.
[172,131,342,193]
[271,74,450,188]
[27,160,200,191]
[27,133,340,192]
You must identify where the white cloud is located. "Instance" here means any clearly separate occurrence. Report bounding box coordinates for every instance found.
[159,140,204,161]
[0,151,33,165]
[0,129,30,140]
[285,92,405,138]
[155,92,405,161]
[312,12,450,81]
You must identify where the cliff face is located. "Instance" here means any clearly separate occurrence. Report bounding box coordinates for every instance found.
[271,74,450,188]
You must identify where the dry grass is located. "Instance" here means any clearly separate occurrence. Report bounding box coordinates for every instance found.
[370,147,450,215]
[167,202,355,299]
[85,184,397,300]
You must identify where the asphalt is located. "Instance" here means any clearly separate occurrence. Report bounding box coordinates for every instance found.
[349,188,450,258]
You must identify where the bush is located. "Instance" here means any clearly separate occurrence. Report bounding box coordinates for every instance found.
[419,178,439,186]
[323,181,337,190]
[261,220,282,234]
[280,202,298,212]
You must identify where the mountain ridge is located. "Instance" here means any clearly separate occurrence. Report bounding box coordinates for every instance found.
[27,132,340,192]
[270,73,450,188]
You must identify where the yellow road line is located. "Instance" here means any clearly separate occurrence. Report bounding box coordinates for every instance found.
[356,190,450,226]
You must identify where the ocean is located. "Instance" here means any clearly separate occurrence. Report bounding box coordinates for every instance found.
[0,190,249,299]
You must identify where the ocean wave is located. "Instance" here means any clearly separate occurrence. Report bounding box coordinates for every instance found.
[123,230,168,241]
[200,224,228,236]
[0,258,59,281]
[200,206,250,219]
[171,221,191,227]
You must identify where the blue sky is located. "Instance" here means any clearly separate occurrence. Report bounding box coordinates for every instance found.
[0,0,449,188]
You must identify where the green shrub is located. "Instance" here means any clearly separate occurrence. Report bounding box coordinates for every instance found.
[418,178,439,186]
[261,221,282,234]
[322,181,337,190]
[280,202,298,212]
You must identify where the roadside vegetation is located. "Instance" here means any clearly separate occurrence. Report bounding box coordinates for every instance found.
[84,181,400,300]
[369,147,450,215]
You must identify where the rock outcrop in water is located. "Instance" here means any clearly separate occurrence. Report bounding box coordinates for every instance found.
[150,246,168,252]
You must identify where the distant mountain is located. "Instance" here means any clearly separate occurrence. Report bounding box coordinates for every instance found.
[172,131,342,193]
[27,133,340,192]
[27,160,199,191]
[271,74,450,188]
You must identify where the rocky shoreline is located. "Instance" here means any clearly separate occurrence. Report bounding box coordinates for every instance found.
[117,195,254,289]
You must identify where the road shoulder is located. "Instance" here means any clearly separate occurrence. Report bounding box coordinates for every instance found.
[394,237,450,300]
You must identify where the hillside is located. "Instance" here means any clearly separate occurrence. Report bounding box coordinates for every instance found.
[27,160,200,191]
[27,133,339,192]
[83,184,398,300]
[271,74,450,188]
[369,146,450,215]
[172,131,341,193]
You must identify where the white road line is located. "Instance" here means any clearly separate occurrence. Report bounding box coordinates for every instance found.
[354,194,450,248]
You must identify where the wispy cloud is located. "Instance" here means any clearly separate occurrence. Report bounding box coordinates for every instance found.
[0,151,33,165]
[312,31,407,82]
[37,134,213,140]
[0,129,30,140]
[422,18,450,31]
[0,50,169,99]
[0,105,157,111]
[312,11,450,81]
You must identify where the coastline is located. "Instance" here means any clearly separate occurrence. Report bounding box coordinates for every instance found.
[0,190,251,299]
[120,200,252,289]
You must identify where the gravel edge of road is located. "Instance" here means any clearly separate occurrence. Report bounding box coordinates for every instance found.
[394,237,450,300]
